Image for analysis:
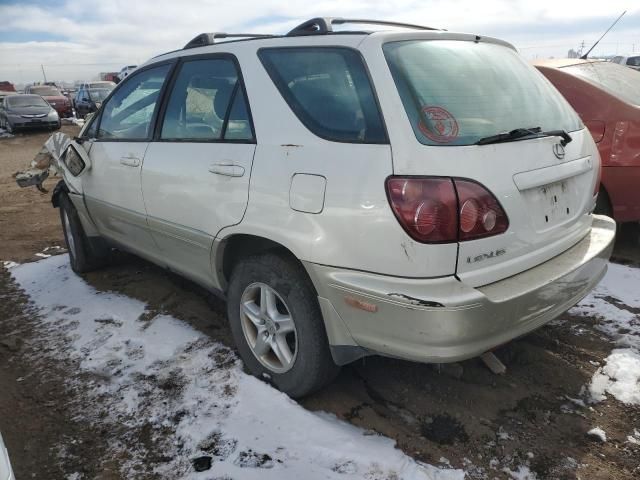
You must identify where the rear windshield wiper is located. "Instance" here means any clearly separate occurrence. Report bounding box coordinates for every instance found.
[476,127,572,146]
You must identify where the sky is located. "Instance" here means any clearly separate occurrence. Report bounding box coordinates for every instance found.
[0,0,638,85]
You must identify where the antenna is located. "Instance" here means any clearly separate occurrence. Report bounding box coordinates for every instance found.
[581,10,626,59]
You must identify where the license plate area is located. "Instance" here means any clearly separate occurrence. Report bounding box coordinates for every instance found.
[523,179,579,231]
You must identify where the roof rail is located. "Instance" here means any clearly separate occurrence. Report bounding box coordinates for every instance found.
[184,32,275,49]
[286,17,441,36]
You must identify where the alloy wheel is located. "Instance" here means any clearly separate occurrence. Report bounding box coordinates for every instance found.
[240,282,298,373]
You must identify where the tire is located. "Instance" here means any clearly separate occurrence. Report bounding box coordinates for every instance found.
[59,193,109,273]
[594,187,613,218]
[227,252,340,398]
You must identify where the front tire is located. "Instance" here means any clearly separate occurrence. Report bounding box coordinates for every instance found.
[59,193,108,273]
[227,252,339,398]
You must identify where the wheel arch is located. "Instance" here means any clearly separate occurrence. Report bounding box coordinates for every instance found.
[215,233,308,293]
[51,179,69,208]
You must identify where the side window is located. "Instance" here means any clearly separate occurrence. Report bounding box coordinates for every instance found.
[258,47,387,143]
[98,64,171,140]
[161,58,252,141]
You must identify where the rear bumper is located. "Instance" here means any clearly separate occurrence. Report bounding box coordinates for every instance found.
[306,215,616,364]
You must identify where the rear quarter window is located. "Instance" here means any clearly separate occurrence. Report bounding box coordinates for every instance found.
[259,47,387,144]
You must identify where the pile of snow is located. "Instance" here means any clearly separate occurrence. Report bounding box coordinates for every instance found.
[589,349,640,405]
[10,255,463,480]
[586,427,607,442]
[0,127,13,139]
[570,263,640,405]
[61,116,84,126]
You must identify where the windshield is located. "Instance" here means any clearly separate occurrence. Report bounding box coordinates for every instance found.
[383,40,582,146]
[88,89,110,101]
[7,95,49,108]
[563,61,640,106]
[29,86,61,96]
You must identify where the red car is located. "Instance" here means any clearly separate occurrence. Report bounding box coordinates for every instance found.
[24,84,73,118]
[535,59,640,222]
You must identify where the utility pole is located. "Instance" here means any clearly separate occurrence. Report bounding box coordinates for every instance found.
[40,64,47,83]
[578,40,585,56]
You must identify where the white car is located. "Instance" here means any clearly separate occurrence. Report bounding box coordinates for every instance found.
[0,432,15,480]
[49,17,615,397]
[116,65,137,82]
[611,54,640,71]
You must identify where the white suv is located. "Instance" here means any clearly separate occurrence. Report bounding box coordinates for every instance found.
[51,18,615,397]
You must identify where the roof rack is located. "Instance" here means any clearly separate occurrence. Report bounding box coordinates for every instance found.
[184,32,275,49]
[286,17,441,36]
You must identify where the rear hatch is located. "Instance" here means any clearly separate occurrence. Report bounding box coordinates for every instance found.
[375,35,599,286]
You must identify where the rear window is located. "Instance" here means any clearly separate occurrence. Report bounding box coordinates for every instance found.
[383,40,582,146]
[259,47,387,143]
[29,86,61,96]
[563,61,640,106]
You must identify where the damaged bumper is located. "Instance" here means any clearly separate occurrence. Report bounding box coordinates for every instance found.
[306,215,616,364]
[14,132,71,192]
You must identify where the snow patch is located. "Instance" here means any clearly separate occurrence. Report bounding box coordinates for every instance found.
[503,465,538,480]
[2,261,19,270]
[11,255,464,480]
[589,349,640,405]
[570,263,640,405]
[586,427,607,442]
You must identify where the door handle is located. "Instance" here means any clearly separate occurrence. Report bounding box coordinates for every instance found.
[120,156,141,167]
[208,163,245,177]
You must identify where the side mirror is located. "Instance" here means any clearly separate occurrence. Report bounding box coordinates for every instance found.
[63,144,91,176]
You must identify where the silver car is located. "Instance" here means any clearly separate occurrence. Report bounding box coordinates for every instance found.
[0,94,60,133]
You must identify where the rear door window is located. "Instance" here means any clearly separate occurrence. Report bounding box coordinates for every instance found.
[383,40,582,146]
[160,58,253,141]
[259,47,387,144]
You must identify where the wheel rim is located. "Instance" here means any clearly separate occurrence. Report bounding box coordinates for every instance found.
[62,209,77,259]
[240,282,298,373]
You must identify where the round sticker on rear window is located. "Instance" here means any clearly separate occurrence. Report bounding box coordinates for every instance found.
[418,106,459,143]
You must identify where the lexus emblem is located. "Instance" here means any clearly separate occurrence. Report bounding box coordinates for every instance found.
[553,143,565,160]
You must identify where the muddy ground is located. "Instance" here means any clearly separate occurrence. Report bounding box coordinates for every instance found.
[1,129,639,479]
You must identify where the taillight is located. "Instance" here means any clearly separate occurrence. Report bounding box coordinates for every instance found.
[454,179,509,241]
[385,177,509,243]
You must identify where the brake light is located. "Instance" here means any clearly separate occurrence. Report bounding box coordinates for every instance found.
[454,179,509,241]
[385,177,509,243]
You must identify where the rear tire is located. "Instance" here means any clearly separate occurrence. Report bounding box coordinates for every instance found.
[59,193,108,273]
[227,252,340,398]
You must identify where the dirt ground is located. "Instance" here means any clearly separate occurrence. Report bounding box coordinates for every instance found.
[1,129,639,479]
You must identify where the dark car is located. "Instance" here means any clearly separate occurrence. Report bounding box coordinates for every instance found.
[24,85,73,118]
[74,84,113,118]
[535,59,640,223]
[0,94,61,133]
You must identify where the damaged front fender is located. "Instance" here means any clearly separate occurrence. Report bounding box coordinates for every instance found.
[14,132,72,193]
